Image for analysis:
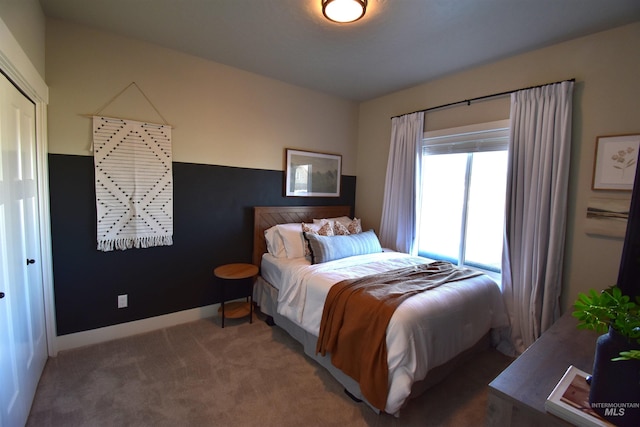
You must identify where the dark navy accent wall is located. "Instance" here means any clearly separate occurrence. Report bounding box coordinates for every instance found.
[48,154,356,335]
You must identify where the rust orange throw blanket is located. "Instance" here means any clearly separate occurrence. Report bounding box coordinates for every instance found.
[316,261,482,411]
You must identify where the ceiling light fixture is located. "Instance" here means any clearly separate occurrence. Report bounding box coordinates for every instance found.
[322,0,367,23]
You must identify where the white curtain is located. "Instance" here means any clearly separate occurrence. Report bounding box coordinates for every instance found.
[379,112,424,254]
[502,81,574,353]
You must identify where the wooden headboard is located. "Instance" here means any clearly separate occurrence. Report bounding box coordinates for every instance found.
[253,205,352,266]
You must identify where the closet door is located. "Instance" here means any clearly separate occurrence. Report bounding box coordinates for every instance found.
[0,73,47,427]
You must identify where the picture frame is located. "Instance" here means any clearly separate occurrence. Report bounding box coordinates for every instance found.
[285,149,341,197]
[592,134,640,191]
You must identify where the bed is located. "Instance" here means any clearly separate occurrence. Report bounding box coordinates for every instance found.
[252,205,509,416]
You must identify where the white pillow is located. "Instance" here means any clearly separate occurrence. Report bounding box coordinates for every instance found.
[275,223,307,259]
[264,225,286,258]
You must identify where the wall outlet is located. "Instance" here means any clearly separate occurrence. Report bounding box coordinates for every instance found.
[118,294,128,308]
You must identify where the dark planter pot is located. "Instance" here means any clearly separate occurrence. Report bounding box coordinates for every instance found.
[589,326,640,426]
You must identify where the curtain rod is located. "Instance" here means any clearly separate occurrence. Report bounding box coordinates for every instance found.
[391,78,575,119]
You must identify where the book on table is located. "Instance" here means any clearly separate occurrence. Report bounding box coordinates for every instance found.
[545,365,615,427]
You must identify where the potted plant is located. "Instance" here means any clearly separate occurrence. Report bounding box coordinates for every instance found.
[573,286,640,426]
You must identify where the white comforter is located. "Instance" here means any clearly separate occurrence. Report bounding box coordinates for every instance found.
[261,251,508,414]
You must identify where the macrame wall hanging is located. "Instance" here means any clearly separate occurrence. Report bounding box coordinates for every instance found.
[91,82,173,251]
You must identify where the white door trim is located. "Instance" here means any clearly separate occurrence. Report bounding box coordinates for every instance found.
[0,16,57,356]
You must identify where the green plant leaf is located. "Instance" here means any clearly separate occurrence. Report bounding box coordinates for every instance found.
[613,350,640,361]
[572,286,640,338]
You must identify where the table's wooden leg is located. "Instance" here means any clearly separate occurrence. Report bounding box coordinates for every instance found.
[221,280,225,328]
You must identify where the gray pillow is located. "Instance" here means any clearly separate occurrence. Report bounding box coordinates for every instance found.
[304,229,382,264]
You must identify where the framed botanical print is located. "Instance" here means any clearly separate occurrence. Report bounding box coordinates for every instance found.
[592,134,640,191]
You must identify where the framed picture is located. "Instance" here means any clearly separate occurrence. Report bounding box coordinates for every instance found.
[592,134,640,190]
[285,149,341,197]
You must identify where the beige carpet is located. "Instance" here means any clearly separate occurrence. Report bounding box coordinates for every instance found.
[27,312,513,427]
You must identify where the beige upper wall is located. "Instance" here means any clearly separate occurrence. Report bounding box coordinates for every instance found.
[356,22,640,313]
[0,0,45,76]
[45,19,359,174]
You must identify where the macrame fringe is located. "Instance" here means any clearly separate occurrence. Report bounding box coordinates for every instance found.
[97,235,173,252]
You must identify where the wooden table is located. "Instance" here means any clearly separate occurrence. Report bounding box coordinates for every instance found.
[487,312,600,426]
[214,263,258,328]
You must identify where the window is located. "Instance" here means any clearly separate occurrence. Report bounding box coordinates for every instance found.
[417,120,509,274]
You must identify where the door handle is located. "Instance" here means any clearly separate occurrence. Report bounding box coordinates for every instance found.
[26,259,35,265]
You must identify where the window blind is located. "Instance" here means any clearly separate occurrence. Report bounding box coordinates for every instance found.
[422,120,509,155]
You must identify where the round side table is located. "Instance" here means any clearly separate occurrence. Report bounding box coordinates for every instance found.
[214,263,258,328]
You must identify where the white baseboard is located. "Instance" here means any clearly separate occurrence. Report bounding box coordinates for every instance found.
[54,303,221,354]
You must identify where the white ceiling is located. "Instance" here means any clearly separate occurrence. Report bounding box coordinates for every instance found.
[39,0,640,101]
